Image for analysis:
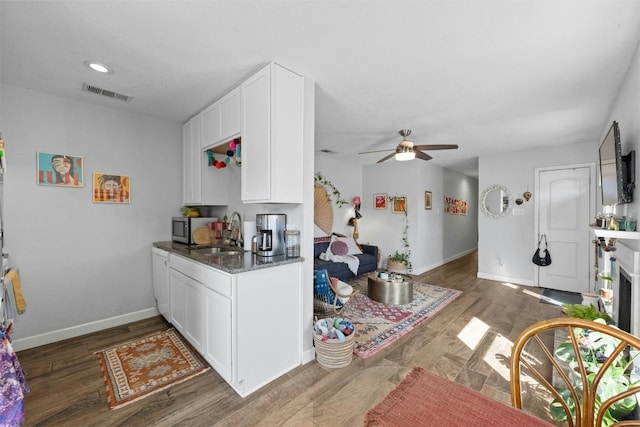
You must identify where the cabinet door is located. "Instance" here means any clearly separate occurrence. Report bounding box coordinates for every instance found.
[235,263,302,396]
[201,87,241,149]
[269,64,304,203]
[182,115,203,205]
[169,268,187,335]
[185,277,204,352]
[201,103,221,149]
[219,87,241,142]
[203,286,232,382]
[241,63,304,203]
[151,247,170,321]
[241,65,271,201]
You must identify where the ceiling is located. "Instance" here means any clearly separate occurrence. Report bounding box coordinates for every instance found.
[3,1,640,177]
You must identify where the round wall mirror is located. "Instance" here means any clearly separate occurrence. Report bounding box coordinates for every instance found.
[480,185,512,219]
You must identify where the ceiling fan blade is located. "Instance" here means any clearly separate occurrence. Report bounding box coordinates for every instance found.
[377,152,397,163]
[359,148,395,155]
[415,151,432,161]
[413,144,459,151]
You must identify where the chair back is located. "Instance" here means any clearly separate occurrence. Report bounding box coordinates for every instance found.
[511,317,640,426]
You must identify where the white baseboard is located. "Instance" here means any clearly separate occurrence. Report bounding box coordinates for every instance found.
[412,247,478,275]
[12,308,160,352]
[302,347,316,364]
[476,272,536,287]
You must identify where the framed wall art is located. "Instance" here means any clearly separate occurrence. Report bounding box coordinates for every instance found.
[445,196,468,215]
[37,152,83,187]
[391,196,407,214]
[424,191,432,210]
[373,193,388,210]
[93,173,130,204]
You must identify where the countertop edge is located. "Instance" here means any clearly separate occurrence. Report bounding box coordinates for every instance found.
[153,241,304,274]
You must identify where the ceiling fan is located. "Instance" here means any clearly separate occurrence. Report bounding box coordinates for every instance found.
[359,129,458,163]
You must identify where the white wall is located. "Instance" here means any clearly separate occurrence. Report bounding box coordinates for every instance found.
[478,143,597,285]
[443,168,479,262]
[601,40,640,253]
[1,84,182,348]
[361,159,477,274]
[478,39,640,287]
[314,155,363,237]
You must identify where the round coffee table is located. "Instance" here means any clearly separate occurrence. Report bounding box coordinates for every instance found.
[367,272,413,305]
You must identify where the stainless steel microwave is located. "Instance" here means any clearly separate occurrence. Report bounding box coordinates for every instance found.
[171,217,213,244]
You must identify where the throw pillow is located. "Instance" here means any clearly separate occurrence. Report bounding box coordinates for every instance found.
[329,235,362,255]
[330,240,349,256]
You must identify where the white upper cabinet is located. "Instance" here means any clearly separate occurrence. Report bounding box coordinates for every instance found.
[182,115,203,205]
[201,87,241,149]
[241,63,304,203]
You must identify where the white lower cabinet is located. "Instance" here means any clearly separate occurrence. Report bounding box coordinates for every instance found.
[151,247,170,321]
[184,276,204,351]
[169,268,187,334]
[169,254,205,352]
[166,252,302,397]
[203,267,232,383]
[234,263,302,397]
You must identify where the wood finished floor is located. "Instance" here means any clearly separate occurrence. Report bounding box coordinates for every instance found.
[17,252,564,426]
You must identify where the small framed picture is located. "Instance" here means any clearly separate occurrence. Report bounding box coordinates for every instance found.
[392,196,407,214]
[373,193,388,210]
[425,191,432,210]
[93,173,131,204]
[37,152,84,187]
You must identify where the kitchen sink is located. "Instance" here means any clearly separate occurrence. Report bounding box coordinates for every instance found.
[191,246,243,256]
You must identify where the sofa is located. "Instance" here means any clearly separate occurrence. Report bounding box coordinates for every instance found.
[314,236,379,282]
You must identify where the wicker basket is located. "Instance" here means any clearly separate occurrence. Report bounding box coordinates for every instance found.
[313,331,355,369]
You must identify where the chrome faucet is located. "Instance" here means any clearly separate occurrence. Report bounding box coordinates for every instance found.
[229,211,243,248]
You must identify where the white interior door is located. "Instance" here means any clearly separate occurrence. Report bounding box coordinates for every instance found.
[536,165,594,293]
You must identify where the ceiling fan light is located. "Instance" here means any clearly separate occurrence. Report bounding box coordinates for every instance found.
[84,60,113,74]
[395,151,415,161]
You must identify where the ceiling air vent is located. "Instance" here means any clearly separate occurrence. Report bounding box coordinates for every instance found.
[82,83,133,103]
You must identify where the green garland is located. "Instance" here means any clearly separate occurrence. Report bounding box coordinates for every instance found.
[314,174,348,207]
[388,196,412,270]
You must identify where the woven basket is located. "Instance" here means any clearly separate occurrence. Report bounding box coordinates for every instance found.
[313,331,355,369]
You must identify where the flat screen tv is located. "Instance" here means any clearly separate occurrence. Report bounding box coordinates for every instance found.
[599,121,635,206]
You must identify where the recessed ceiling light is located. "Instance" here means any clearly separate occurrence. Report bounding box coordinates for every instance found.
[84,60,113,74]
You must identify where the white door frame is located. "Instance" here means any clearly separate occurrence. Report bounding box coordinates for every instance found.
[533,162,597,290]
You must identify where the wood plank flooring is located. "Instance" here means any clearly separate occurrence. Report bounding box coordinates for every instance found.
[17,252,564,426]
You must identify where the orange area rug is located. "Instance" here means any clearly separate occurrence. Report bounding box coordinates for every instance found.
[95,329,209,409]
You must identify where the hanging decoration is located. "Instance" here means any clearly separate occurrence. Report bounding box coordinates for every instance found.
[314,174,348,207]
[207,138,241,170]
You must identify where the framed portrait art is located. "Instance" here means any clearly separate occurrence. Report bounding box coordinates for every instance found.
[425,191,432,210]
[373,193,388,210]
[93,173,130,204]
[391,196,407,214]
[37,152,83,187]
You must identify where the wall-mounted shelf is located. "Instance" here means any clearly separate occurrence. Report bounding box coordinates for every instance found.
[591,226,640,240]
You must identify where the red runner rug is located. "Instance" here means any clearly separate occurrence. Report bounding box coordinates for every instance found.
[364,367,553,426]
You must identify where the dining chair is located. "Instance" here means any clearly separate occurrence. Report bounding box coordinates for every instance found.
[511,317,640,427]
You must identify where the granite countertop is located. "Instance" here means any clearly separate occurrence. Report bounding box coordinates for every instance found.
[153,241,304,274]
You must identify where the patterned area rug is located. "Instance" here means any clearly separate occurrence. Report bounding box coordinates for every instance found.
[343,277,462,358]
[95,329,209,409]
